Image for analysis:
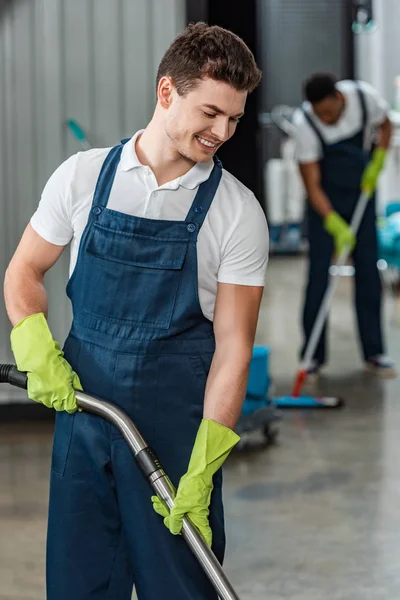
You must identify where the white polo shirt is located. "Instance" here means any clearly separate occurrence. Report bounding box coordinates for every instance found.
[292,80,389,163]
[31,131,269,321]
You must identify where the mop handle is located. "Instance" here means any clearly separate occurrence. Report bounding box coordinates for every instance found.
[301,190,370,368]
[0,364,240,600]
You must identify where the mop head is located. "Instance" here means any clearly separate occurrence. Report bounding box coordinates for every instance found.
[273,395,345,408]
[284,369,345,408]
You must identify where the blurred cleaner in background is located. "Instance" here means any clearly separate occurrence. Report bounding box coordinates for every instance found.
[4,23,268,600]
[293,73,396,379]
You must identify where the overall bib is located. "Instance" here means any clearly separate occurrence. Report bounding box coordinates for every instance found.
[46,139,225,600]
[301,85,383,364]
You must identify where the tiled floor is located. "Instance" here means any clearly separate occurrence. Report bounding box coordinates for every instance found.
[1,256,400,599]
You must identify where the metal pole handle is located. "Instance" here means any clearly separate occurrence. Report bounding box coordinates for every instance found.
[0,365,240,600]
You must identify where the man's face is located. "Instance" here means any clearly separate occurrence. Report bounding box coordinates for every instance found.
[312,92,344,125]
[162,77,247,163]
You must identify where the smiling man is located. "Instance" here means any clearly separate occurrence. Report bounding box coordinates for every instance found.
[4,23,268,600]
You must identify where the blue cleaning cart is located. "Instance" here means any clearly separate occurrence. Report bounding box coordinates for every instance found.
[377,202,400,270]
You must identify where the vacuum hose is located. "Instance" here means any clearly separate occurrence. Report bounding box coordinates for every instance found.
[0,364,240,600]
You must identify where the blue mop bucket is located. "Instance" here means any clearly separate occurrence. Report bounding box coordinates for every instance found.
[242,346,271,416]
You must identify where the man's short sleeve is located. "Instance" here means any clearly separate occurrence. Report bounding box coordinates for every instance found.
[217,194,269,287]
[30,154,78,246]
[292,109,323,163]
[359,80,389,126]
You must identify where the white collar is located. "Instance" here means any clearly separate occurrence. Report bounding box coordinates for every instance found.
[119,130,215,190]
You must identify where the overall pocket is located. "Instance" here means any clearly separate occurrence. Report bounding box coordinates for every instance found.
[51,411,75,476]
[187,353,214,398]
[82,223,188,329]
[50,335,81,476]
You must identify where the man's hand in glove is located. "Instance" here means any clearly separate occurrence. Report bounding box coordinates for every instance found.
[323,211,356,255]
[11,312,82,413]
[152,418,240,546]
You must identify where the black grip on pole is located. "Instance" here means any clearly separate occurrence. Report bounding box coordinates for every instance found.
[0,364,28,389]
[136,447,163,478]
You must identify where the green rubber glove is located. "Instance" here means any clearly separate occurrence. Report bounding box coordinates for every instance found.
[10,313,82,413]
[323,211,356,254]
[361,147,387,195]
[152,418,240,546]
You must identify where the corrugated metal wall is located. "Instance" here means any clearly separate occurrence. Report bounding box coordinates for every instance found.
[258,0,350,111]
[0,0,185,402]
[258,0,352,163]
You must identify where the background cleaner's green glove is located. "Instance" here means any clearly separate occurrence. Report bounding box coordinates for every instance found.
[361,147,387,195]
[323,211,356,255]
[152,418,240,546]
[10,313,82,413]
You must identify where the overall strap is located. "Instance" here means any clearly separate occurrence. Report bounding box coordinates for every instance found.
[355,81,369,150]
[355,81,367,130]
[301,104,327,154]
[90,138,129,211]
[185,157,223,234]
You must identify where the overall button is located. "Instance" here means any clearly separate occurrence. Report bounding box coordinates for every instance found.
[187,223,196,233]
[194,206,203,214]
[92,206,102,216]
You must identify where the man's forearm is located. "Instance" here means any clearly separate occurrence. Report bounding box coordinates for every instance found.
[377,117,392,150]
[307,187,333,219]
[203,345,252,430]
[4,263,48,326]
[298,163,332,219]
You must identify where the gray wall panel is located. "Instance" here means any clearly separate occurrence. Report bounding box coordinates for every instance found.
[258,0,351,165]
[151,0,186,81]
[0,4,21,397]
[92,0,124,145]
[0,3,11,372]
[259,0,348,111]
[3,5,17,268]
[13,1,36,226]
[41,0,65,175]
[122,0,153,134]
[0,0,186,402]
[63,0,92,157]
[33,0,47,197]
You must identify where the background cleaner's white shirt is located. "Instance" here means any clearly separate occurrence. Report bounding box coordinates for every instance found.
[31,131,269,321]
[293,80,389,163]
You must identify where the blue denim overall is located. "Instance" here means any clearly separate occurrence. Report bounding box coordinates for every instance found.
[46,139,225,600]
[301,85,383,364]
